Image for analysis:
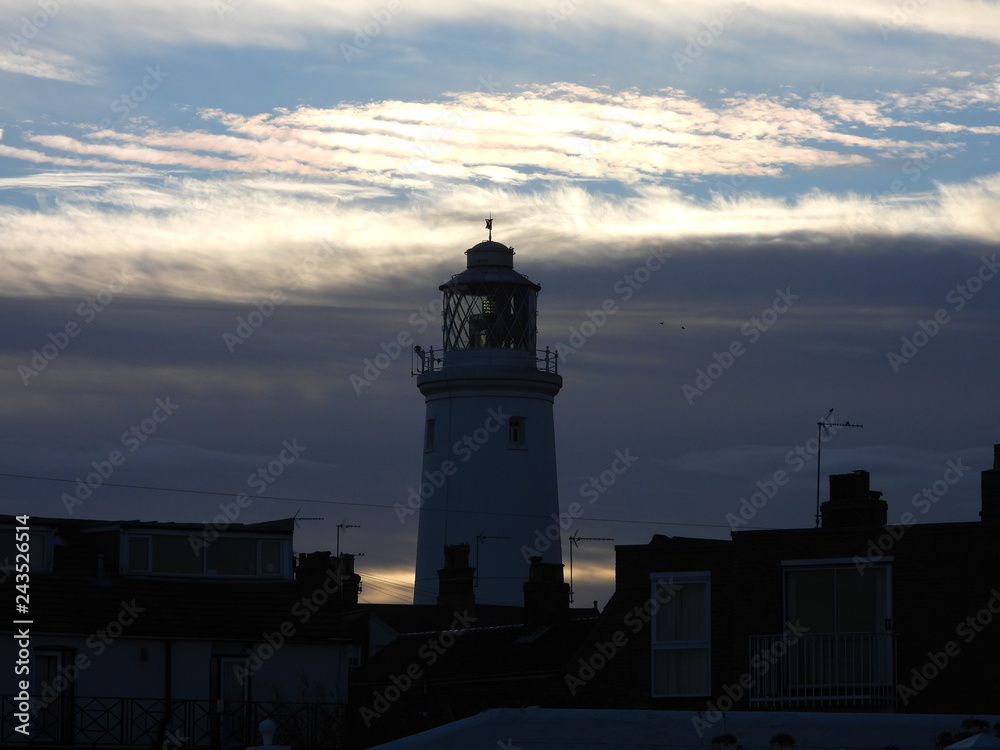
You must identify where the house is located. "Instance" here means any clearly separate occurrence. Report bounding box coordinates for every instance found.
[0,515,359,749]
[565,446,1000,718]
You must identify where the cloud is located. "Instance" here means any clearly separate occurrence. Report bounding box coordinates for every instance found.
[4,0,998,55]
[0,78,995,303]
[0,173,997,303]
[4,81,984,189]
[0,46,100,84]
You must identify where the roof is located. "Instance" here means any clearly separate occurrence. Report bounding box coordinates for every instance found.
[368,708,1000,750]
[1,514,349,643]
[352,616,599,690]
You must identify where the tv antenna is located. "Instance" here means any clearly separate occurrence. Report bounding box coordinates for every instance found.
[815,409,864,528]
[475,533,511,587]
[568,531,613,603]
[336,522,360,556]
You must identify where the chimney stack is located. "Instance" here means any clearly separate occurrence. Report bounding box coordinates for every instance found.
[437,543,475,613]
[821,469,888,528]
[981,444,1000,523]
[523,556,569,627]
[295,551,361,604]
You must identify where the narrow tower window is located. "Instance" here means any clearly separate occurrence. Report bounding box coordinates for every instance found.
[425,418,436,452]
[509,417,525,446]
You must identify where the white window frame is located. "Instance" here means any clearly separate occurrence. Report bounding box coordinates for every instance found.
[650,571,711,698]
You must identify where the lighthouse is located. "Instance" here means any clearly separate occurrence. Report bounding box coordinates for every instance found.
[412,222,563,605]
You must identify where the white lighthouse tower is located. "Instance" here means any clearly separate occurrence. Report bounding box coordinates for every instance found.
[412,222,563,605]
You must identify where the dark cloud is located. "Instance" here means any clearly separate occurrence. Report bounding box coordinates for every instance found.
[2,237,996,606]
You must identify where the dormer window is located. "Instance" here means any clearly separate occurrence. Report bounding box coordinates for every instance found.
[126,532,290,578]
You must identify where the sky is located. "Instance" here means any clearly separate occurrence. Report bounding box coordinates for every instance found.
[1,0,998,608]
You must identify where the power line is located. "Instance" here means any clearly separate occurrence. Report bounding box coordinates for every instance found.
[0,470,780,532]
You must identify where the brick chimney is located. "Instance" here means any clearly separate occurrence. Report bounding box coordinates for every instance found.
[820,469,888,528]
[981,445,1000,523]
[523,556,569,627]
[437,543,475,613]
[295,551,361,604]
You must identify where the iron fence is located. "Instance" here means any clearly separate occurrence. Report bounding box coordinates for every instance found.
[0,695,345,749]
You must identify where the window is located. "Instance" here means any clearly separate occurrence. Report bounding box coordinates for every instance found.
[508,417,525,446]
[218,656,248,705]
[151,534,203,575]
[425,419,436,452]
[127,533,288,578]
[1,527,52,572]
[128,535,151,571]
[207,537,257,576]
[34,648,74,743]
[780,561,894,699]
[651,572,711,697]
[259,540,283,577]
[784,563,890,633]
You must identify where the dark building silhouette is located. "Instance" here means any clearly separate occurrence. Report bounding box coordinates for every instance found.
[567,451,1000,715]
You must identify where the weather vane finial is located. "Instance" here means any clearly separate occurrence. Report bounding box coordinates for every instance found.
[485,213,493,241]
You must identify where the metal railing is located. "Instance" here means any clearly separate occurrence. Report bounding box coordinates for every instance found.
[0,696,345,749]
[412,346,559,375]
[748,632,896,707]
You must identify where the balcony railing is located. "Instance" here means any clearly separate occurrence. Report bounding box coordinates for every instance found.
[0,696,345,749]
[412,346,558,375]
[748,632,897,708]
